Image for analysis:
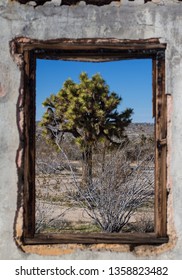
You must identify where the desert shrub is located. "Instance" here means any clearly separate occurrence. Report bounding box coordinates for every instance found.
[36,125,154,233]
[57,142,154,233]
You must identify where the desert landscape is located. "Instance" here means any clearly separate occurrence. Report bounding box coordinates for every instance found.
[35,122,155,234]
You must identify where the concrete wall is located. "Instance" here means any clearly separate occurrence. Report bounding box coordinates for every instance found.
[0,0,182,259]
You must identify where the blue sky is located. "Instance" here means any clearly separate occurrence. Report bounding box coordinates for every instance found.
[36,58,153,123]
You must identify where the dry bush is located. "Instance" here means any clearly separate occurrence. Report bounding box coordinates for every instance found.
[35,124,154,233]
[68,144,154,233]
[35,201,70,233]
[127,212,154,233]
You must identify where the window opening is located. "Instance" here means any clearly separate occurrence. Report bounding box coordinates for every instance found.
[14,38,168,245]
[35,59,155,236]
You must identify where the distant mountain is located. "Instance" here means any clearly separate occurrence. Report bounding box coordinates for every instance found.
[125,123,154,140]
[36,121,154,139]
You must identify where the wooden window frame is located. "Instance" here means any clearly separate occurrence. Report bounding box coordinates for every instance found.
[15,38,168,245]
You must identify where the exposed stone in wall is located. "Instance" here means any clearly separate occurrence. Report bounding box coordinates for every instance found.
[12,0,182,7]
[13,0,121,6]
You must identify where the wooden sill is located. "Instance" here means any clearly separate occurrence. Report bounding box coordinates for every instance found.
[24,232,169,245]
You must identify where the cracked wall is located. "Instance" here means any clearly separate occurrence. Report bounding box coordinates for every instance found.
[0,0,182,259]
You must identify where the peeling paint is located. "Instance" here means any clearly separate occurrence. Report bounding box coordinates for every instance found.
[0,83,6,97]
[16,148,23,168]
[166,94,177,240]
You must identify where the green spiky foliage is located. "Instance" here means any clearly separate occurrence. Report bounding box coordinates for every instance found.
[40,72,133,186]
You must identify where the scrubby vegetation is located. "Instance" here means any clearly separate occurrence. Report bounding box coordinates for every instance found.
[35,122,154,234]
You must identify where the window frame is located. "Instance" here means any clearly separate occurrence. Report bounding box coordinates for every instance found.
[15,38,168,245]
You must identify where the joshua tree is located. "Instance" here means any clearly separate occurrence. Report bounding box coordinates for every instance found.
[40,72,133,186]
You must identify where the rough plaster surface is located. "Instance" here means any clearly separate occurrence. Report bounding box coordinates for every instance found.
[0,0,182,259]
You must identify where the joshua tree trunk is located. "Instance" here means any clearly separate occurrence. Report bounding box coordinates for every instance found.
[82,145,92,187]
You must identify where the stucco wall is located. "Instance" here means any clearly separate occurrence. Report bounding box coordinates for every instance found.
[0,0,182,259]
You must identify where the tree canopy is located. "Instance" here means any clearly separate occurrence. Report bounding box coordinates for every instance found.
[40,72,133,185]
[40,72,132,145]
